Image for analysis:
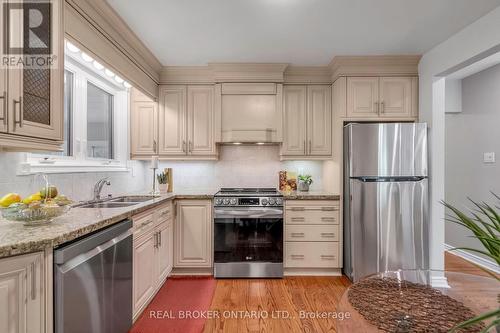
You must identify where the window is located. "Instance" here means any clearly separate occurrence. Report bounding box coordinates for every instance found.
[25,40,132,174]
[87,83,113,159]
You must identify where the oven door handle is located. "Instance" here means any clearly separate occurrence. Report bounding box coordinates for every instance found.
[214,208,283,219]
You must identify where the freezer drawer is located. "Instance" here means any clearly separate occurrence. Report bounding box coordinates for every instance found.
[348,179,428,281]
[346,123,427,177]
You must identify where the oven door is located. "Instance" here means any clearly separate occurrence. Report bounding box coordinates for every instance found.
[214,207,283,263]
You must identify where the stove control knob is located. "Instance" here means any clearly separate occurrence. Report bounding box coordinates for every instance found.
[230,198,237,205]
[269,198,276,205]
[223,198,230,205]
[276,198,283,206]
[261,198,268,206]
[215,198,222,205]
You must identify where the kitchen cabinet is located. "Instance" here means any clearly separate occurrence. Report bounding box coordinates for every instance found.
[0,0,64,151]
[284,200,341,273]
[158,85,217,159]
[0,251,45,333]
[174,200,212,267]
[281,85,332,159]
[346,77,417,119]
[132,202,174,321]
[130,88,158,158]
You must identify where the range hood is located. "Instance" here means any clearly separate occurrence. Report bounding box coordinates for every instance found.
[220,83,282,143]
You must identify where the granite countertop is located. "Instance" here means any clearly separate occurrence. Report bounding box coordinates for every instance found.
[0,190,217,259]
[281,191,341,200]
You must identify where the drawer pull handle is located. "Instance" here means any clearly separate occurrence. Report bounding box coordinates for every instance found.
[291,207,305,211]
[30,261,36,300]
[320,255,336,260]
[290,232,305,237]
[291,217,305,221]
[321,217,336,221]
[321,207,338,211]
[291,254,305,259]
[160,210,170,217]
[320,232,335,237]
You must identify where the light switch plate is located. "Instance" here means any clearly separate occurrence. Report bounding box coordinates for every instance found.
[483,152,495,163]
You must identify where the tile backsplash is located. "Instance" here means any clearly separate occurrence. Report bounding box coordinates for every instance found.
[158,145,324,191]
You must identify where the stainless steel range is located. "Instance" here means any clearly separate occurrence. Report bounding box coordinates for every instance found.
[213,188,283,278]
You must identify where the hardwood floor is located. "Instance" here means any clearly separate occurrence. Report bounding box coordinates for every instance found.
[203,253,495,333]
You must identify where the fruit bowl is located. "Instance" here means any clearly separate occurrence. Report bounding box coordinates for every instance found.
[1,202,71,226]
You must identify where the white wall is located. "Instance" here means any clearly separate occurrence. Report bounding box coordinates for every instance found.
[0,152,149,201]
[445,63,500,252]
[158,145,325,192]
[419,6,500,270]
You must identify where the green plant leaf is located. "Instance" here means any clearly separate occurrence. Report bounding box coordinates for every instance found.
[449,308,500,332]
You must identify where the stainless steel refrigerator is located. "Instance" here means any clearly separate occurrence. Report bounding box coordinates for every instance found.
[343,123,429,282]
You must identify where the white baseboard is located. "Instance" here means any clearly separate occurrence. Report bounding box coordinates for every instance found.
[444,243,500,274]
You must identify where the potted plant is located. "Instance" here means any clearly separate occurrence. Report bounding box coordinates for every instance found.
[298,175,313,192]
[156,171,168,194]
[443,194,500,332]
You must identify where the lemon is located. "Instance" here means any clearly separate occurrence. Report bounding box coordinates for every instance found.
[22,193,42,205]
[0,193,22,208]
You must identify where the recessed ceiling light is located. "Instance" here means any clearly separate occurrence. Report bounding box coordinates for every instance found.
[93,61,104,70]
[256,142,265,145]
[81,52,93,62]
[104,69,115,77]
[123,81,132,88]
[114,76,124,84]
[66,41,80,53]
[233,142,242,145]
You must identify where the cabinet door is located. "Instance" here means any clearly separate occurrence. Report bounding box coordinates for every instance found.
[8,0,63,140]
[0,252,44,333]
[0,2,6,133]
[174,200,212,267]
[130,101,158,156]
[187,86,216,156]
[133,232,156,317]
[379,77,412,118]
[158,86,187,155]
[307,85,332,156]
[281,85,307,156]
[155,221,172,284]
[346,77,379,118]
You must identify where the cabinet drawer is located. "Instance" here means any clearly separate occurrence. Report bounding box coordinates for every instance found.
[285,225,339,242]
[285,207,339,225]
[285,242,339,268]
[133,212,155,238]
[155,203,173,225]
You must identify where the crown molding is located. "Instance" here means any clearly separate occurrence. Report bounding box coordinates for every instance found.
[284,66,332,84]
[329,55,421,81]
[209,63,289,83]
[160,66,214,84]
[66,0,162,83]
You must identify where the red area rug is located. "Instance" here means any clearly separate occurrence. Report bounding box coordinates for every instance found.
[130,276,216,333]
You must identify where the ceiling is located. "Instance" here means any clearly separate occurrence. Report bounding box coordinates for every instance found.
[107,0,500,66]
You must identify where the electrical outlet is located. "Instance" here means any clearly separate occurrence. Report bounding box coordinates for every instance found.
[483,152,495,164]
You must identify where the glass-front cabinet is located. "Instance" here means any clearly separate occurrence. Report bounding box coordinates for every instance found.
[0,0,64,150]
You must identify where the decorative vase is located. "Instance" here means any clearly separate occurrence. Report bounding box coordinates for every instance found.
[298,181,310,192]
[158,183,168,194]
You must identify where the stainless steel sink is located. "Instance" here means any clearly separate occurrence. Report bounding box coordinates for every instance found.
[109,196,158,203]
[76,202,139,209]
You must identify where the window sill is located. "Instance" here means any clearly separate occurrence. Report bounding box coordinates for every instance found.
[18,160,130,175]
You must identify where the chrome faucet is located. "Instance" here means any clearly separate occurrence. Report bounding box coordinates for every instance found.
[93,178,111,201]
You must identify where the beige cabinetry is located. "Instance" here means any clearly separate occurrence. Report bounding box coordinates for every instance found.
[281,85,332,159]
[174,200,212,268]
[130,88,158,158]
[284,200,341,274]
[346,77,417,119]
[132,202,173,321]
[158,85,217,159]
[0,0,64,151]
[0,251,46,333]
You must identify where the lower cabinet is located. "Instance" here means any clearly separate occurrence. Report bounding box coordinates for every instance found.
[132,202,174,321]
[174,200,212,268]
[284,200,341,272]
[0,251,45,333]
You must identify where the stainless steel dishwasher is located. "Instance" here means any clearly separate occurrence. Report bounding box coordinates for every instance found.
[54,219,133,333]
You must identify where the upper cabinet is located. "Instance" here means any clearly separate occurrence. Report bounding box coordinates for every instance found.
[157,85,217,159]
[130,88,158,158]
[281,85,332,159]
[0,0,64,151]
[346,77,418,119]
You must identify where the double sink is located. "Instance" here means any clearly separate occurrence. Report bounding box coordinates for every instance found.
[75,196,158,209]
